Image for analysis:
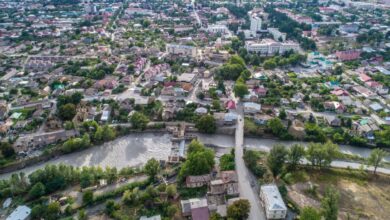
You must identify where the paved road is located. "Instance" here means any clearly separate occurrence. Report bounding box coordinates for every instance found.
[234,104,266,220]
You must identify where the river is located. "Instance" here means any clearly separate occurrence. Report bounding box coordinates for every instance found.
[0,133,388,180]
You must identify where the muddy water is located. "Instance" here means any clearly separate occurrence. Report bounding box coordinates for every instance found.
[0,133,387,180]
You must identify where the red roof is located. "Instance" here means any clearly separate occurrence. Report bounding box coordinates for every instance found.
[359,73,372,82]
[225,100,236,110]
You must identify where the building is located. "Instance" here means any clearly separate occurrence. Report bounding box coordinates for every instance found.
[243,102,261,114]
[166,44,197,57]
[186,174,212,188]
[245,39,299,55]
[181,198,210,220]
[6,205,31,220]
[268,28,286,42]
[335,50,361,61]
[260,185,287,219]
[250,16,262,35]
[207,25,229,34]
[140,215,161,220]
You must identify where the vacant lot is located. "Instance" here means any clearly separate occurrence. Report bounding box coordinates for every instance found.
[286,168,390,220]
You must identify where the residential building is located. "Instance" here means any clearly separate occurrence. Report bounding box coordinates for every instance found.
[335,50,361,61]
[260,184,287,219]
[6,205,31,220]
[166,44,197,57]
[268,28,286,42]
[181,198,210,220]
[245,39,299,55]
[243,102,261,114]
[140,215,161,220]
[186,174,212,188]
[250,16,262,35]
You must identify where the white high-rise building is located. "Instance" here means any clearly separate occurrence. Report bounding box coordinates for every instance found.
[250,16,262,35]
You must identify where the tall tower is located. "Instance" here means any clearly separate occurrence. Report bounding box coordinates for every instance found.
[250,16,262,36]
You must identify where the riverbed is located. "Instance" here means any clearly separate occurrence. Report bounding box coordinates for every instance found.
[0,133,388,180]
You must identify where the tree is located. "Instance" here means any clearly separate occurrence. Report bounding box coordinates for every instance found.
[279,108,287,120]
[105,200,120,217]
[28,182,46,200]
[58,103,76,121]
[287,144,305,171]
[267,144,288,177]
[220,153,235,171]
[321,187,339,220]
[78,209,87,220]
[46,202,61,220]
[130,112,149,130]
[234,82,249,98]
[82,190,94,205]
[179,141,215,181]
[210,213,223,220]
[166,204,178,218]
[196,115,217,134]
[306,142,339,168]
[144,158,160,180]
[267,118,285,137]
[367,148,389,175]
[31,204,46,219]
[102,125,116,141]
[166,185,177,198]
[227,199,251,220]
[300,206,321,220]
[0,142,15,158]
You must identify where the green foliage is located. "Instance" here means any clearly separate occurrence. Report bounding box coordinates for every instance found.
[82,190,94,205]
[166,185,177,198]
[375,126,390,148]
[28,182,46,200]
[304,123,327,143]
[144,158,160,180]
[227,199,251,220]
[105,199,120,217]
[321,187,340,220]
[367,148,389,174]
[130,112,150,130]
[196,115,217,134]
[287,144,305,171]
[234,82,249,98]
[61,134,91,153]
[220,153,235,171]
[179,141,215,182]
[306,142,339,168]
[243,150,266,177]
[300,206,322,220]
[267,144,288,177]
[0,142,15,159]
[58,103,76,121]
[267,118,285,137]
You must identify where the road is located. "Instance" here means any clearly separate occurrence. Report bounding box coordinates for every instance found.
[234,103,266,220]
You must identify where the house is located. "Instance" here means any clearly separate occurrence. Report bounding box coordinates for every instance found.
[140,215,161,220]
[220,170,239,196]
[351,118,379,141]
[225,100,236,110]
[260,184,287,219]
[6,205,31,220]
[243,102,261,114]
[181,198,210,220]
[253,87,268,97]
[214,112,237,126]
[324,101,346,113]
[186,174,211,188]
[195,107,208,115]
[335,50,361,61]
[14,129,79,152]
[324,115,341,127]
